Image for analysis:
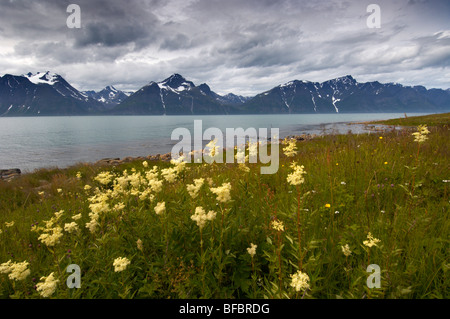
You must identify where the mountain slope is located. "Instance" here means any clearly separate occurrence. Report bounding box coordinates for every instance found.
[0,72,101,116]
[240,75,450,114]
[112,74,240,115]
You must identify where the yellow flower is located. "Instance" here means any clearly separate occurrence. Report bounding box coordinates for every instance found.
[290,270,310,292]
[154,202,166,215]
[84,184,92,191]
[271,219,285,232]
[142,161,148,168]
[384,161,388,165]
[325,203,331,208]
[5,221,15,228]
[72,213,82,221]
[113,257,130,272]
[76,171,82,179]
[57,188,63,193]
[379,136,383,140]
[36,272,59,297]
[94,171,114,185]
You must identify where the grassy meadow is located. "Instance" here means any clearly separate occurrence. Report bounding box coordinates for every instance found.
[0,113,448,299]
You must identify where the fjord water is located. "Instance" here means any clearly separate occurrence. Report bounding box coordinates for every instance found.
[0,113,428,172]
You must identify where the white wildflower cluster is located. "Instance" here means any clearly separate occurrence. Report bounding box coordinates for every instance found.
[154,202,166,215]
[363,232,381,248]
[290,270,310,292]
[37,210,65,246]
[191,206,217,229]
[287,163,306,186]
[283,138,297,157]
[210,182,232,203]
[412,124,430,143]
[0,260,31,281]
[113,257,130,272]
[186,178,205,198]
[247,243,257,258]
[36,272,59,297]
[341,244,352,257]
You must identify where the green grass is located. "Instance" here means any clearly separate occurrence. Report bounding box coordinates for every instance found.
[371,112,450,127]
[0,113,448,299]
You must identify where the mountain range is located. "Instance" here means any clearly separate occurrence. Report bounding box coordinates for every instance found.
[0,72,448,116]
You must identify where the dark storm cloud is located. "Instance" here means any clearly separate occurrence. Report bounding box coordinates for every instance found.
[0,0,448,94]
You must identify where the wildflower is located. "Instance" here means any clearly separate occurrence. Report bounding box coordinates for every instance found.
[340,181,346,185]
[235,149,249,163]
[5,221,14,227]
[38,191,45,196]
[85,215,99,233]
[64,222,79,234]
[36,272,59,298]
[210,182,232,203]
[325,203,331,208]
[142,161,148,168]
[282,138,297,157]
[136,239,144,252]
[38,227,63,246]
[84,184,92,191]
[247,243,257,257]
[290,270,310,292]
[0,260,13,274]
[57,188,63,193]
[335,211,339,214]
[161,167,178,183]
[186,178,205,198]
[363,232,381,248]
[287,163,306,186]
[72,213,82,221]
[148,178,163,193]
[76,171,82,179]
[412,124,430,143]
[341,244,352,257]
[206,139,221,158]
[154,202,166,215]
[191,207,216,229]
[113,257,130,272]
[54,210,64,220]
[271,219,285,232]
[384,162,388,165]
[94,171,114,185]
[379,136,383,140]
[1,261,30,281]
[113,202,125,212]
[238,163,250,172]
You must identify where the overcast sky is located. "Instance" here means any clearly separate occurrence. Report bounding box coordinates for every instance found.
[0,0,449,96]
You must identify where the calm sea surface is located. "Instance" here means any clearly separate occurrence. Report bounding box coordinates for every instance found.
[0,113,428,172]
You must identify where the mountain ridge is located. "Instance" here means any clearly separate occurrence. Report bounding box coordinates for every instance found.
[0,72,448,116]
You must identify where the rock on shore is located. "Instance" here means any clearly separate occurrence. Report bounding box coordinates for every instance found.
[0,169,21,181]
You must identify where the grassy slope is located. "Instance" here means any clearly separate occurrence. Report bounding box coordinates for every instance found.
[0,113,448,299]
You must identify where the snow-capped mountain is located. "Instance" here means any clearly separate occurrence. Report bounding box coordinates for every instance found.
[112,74,246,115]
[83,85,131,108]
[241,75,450,114]
[0,72,448,116]
[0,71,101,116]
